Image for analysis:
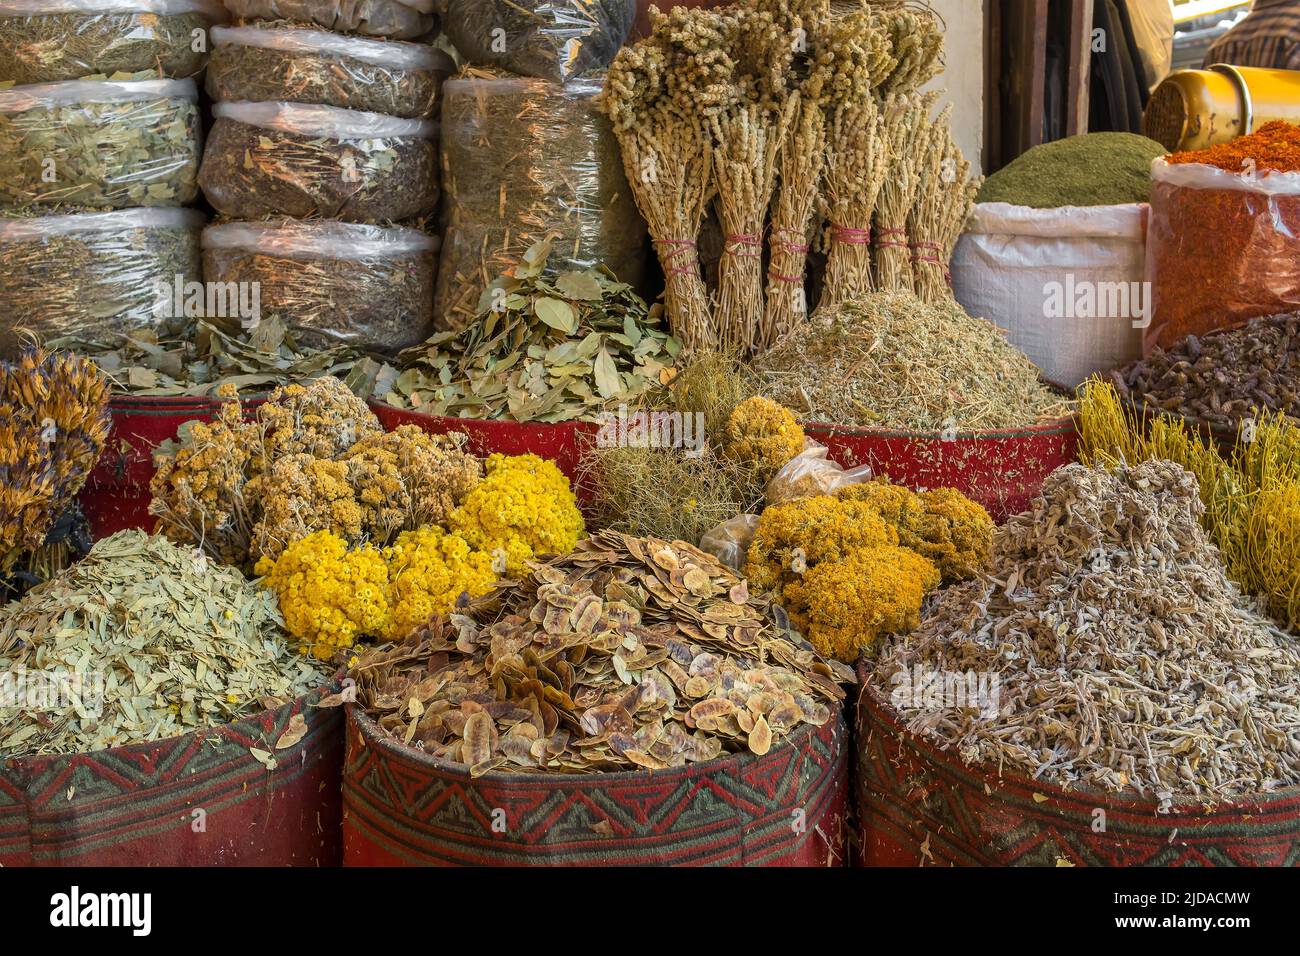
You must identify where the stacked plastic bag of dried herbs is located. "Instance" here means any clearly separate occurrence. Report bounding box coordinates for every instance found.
[0,0,227,84]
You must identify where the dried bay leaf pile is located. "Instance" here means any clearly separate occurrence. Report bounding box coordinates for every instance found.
[380,239,680,421]
[870,460,1300,804]
[0,531,326,758]
[354,529,855,774]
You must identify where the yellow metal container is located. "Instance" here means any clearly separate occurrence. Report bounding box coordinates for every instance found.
[1143,66,1300,151]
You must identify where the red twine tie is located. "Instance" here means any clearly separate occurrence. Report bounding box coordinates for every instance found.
[723,233,763,258]
[875,226,909,250]
[829,225,872,246]
[655,238,699,277]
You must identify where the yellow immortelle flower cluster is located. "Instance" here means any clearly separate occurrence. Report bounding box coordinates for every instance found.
[387,527,497,638]
[746,478,992,662]
[720,396,805,481]
[151,378,485,568]
[258,525,501,659]
[256,529,391,660]
[149,397,254,566]
[449,453,585,577]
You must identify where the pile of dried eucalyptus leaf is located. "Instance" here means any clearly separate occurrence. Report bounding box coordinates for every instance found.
[354,529,854,774]
[0,530,325,757]
[50,318,366,397]
[380,238,678,421]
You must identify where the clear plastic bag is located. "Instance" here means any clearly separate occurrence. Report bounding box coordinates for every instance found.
[698,513,760,571]
[444,0,633,82]
[201,219,440,353]
[221,0,438,40]
[435,75,645,328]
[0,1,227,83]
[1146,158,1300,352]
[0,207,204,349]
[0,78,201,212]
[764,440,874,505]
[198,100,439,222]
[207,23,452,119]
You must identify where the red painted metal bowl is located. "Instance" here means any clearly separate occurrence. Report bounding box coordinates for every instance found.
[807,417,1079,523]
[369,402,596,491]
[343,704,849,866]
[0,688,343,867]
[368,402,1079,522]
[854,674,1300,867]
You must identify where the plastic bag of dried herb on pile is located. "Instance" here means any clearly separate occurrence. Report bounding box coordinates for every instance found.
[199,100,439,222]
[202,219,439,353]
[436,75,645,329]
[0,208,204,350]
[207,23,453,119]
[444,0,633,82]
[0,0,227,84]
[222,0,438,39]
[0,77,201,211]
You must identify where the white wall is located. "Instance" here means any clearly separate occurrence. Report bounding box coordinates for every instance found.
[923,0,986,174]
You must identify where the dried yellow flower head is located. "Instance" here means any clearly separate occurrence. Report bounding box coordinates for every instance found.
[720,396,805,480]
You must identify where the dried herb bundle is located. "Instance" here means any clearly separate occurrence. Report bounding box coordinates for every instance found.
[603,6,735,353]
[436,74,645,330]
[907,103,978,304]
[0,1,223,84]
[0,77,201,211]
[709,1,799,355]
[221,0,437,39]
[871,90,932,294]
[871,461,1300,801]
[202,220,439,354]
[445,0,634,82]
[385,238,678,421]
[753,292,1070,431]
[0,530,325,758]
[0,208,203,349]
[353,529,855,774]
[0,348,110,580]
[207,23,451,119]
[198,101,438,222]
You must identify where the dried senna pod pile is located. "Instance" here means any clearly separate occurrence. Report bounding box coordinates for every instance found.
[354,529,854,774]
